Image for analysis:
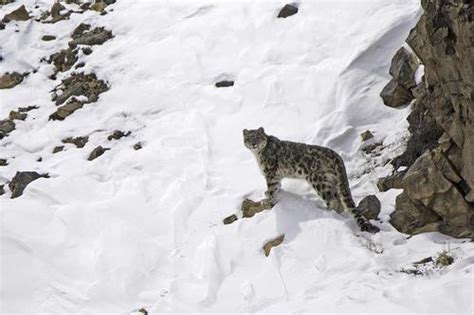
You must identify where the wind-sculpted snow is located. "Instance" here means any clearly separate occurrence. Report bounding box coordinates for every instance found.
[1,0,473,313]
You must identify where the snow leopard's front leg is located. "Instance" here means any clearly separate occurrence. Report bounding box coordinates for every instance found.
[264,177,281,206]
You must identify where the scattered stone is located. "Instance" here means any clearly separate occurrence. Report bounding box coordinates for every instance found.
[0,158,7,166]
[215,80,234,88]
[36,157,42,162]
[18,105,38,112]
[48,48,79,73]
[82,47,93,55]
[277,4,298,18]
[69,26,113,48]
[87,145,109,161]
[0,119,15,139]
[0,72,24,89]
[356,195,381,220]
[223,214,238,225]
[62,136,89,148]
[52,73,109,105]
[90,1,107,12]
[71,23,91,39]
[241,198,272,218]
[52,145,64,153]
[41,35,56,41]
[9,171,49,199]
[49,98,84,121]
[133,142,142,150]
[0,184,4,196]
[107,130,131,141]
[361,141,383,154]
[360,130,374,142]
[40,2,70,24]
[263,235,285,257]
[380,79,414,108]
[377,171,405,192]
[9,110,26,121]
[2,5,30,23]
[0,22,5,30]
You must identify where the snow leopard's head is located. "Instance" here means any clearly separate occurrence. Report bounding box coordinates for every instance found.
[243,127,267,152]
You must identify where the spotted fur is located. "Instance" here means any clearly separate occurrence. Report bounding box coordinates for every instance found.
[243,127,379,233]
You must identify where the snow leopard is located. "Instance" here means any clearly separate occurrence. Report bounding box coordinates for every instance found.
[243,127,380,234]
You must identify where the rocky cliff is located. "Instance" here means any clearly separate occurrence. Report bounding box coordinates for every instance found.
[381,0,474,238]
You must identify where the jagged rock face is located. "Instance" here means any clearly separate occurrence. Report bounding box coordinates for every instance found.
[383,0,474,238]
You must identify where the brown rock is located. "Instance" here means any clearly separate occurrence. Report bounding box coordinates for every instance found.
[277,4,298,18]
[49,99,84,121]
[68,26,113,48]
[0,72,24,89]
[0,119,15,139]
[0,158,7,166]
[9,110,26,121]
[2,5,30,22]
[41,35,56,41]
[87,145,109,161]
[356,195,381,220]
[9,171,48,199]
[263,235,284,257]
[52,145,64,153]
[241,199,272,218]
[377,171,405,192]
[380,79,414,108]
[107,130,131,141]
[360,130,374,142]
[62,136,89,148]
[52,73,109,105]
[48,48,78,73]
[389,47,419,90]
[223,214,238,225]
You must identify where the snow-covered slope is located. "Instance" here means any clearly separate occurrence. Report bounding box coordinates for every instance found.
[1,0,473,313]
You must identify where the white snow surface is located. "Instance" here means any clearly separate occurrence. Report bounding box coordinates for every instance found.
[1,0,474,313]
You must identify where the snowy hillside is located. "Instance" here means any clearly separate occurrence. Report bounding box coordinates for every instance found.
[1,0,473,313]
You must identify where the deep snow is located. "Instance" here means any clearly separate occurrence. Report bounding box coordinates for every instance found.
[1,0,473,314]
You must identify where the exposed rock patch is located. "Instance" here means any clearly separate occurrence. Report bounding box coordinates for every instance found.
[0,184,4,196]
[223,214,238,225]
[215,80,234,88]
[87,145,109,161]
[52,73,109,105]
[9,171,49,199]
[133,142,142,150]
[40,2,70,24]
[52,146,64,153]
[48,48,78,73]
[49,98,84,121]
[0,72,24,89]
[263,235,284,257]
[0,158,8,166]
[108,130,131,141]
[277,4,298,18]
[241,199,272,218]
[360,130,374,142]
[0,119,15,139]
[62,136,89,148]
[9,110,26,121]
[69,24,113,48]
[2,5,30,23]
[41,35,56,41]
[0,0,16,6]
[377,171,405,192]
[18,105,38,112]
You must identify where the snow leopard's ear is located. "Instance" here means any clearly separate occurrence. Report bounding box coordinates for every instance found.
[243,129,248,134]
[258,127,265,133]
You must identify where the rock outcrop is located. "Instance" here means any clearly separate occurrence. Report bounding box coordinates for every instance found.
[0,72,24,89]
[381,0,474,238]
[9,171,49,199]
